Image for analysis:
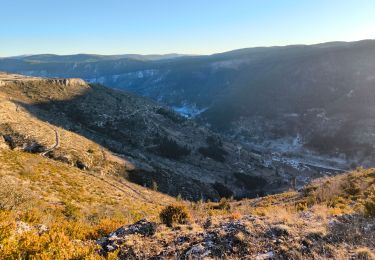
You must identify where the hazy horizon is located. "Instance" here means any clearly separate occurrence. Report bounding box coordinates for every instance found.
[1,0,375,57]
[2,38,375,58]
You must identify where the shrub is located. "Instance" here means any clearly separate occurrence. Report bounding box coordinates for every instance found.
[234,172,267,190]
[212,182,233,198]
[159,204,190,227]
[295,201,308,212]
[18,209,43,224]
[342,177,361,196]
[0,177,34,210]
[156,137,190,159]
[212,198,231,210]
[62,202,80,220]
[354,247,375,260]
[152,180,158,191]
[364,187,375,218]
[198,136,228,162]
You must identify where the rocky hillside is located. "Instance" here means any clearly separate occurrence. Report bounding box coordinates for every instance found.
[1,40,374,173]
[97,168,375,259]
[0,72,312,201]
[0,72,374,259]
[1,148,374,259]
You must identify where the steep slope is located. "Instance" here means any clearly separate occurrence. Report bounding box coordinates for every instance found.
[1,40,374,170]
[1,72,305,201]
[97,168,375,259]
[1,152,373,258]
[0,142,178,258]
[0,73,374,259]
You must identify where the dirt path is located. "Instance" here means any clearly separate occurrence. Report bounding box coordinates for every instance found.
[41,128,59,156]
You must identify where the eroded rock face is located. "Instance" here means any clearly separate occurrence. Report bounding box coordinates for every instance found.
[2,134,46,153]
[45,78,87,87]
[98,219,157,254]
[0,80,5,87]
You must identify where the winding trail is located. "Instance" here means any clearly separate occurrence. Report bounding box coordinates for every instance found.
[41,128,59,156]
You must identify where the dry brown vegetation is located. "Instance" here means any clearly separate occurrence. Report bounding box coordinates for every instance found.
[1,148,374,259]
[0,148,176,258]
[0,73,374,259]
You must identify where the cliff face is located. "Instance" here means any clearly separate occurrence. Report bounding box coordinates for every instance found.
[45,78,87,86]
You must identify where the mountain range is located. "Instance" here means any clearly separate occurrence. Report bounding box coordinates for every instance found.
[1,40,375,171]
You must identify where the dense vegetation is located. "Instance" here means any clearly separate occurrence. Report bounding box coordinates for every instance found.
[156,136,191,159]
[198,135,228,162]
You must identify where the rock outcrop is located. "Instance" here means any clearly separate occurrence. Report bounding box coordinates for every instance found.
[46,78,87,87]
[98,219,157,253]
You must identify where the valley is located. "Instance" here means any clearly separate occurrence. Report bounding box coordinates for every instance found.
[3,41,375,191]
[0,50,374,258]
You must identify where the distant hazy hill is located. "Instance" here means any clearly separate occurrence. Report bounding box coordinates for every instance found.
[6,53,188,63]
[1,40,375,166]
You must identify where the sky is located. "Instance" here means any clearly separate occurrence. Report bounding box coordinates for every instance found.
[1,0,375,56]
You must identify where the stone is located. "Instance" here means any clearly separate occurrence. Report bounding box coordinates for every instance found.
[110,219,157,237]
[268,224,290,237]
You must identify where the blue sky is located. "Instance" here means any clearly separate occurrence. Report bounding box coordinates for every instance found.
[1,0,375,56]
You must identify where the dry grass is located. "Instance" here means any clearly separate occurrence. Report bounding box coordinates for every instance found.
[1,77,374,258]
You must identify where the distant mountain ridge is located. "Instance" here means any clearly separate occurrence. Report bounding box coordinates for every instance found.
[1,53,189,63]
[1,40,375,169]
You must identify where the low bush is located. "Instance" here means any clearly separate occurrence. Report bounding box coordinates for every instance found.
[363,187,375,218]
[354,247,375,260]
[212,182,233,198]
[0,176,34,211]
[159,204,190,227]
[62,202,81,220]
[342,177,361,196]
[295,201,308,212]
[156,137,190,159]
[212,198,231,211]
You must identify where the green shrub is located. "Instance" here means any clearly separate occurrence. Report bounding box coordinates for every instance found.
[159,204,190,227]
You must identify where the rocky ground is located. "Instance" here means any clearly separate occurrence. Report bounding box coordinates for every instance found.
[93,168,375,259]
[97,213,374,259]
